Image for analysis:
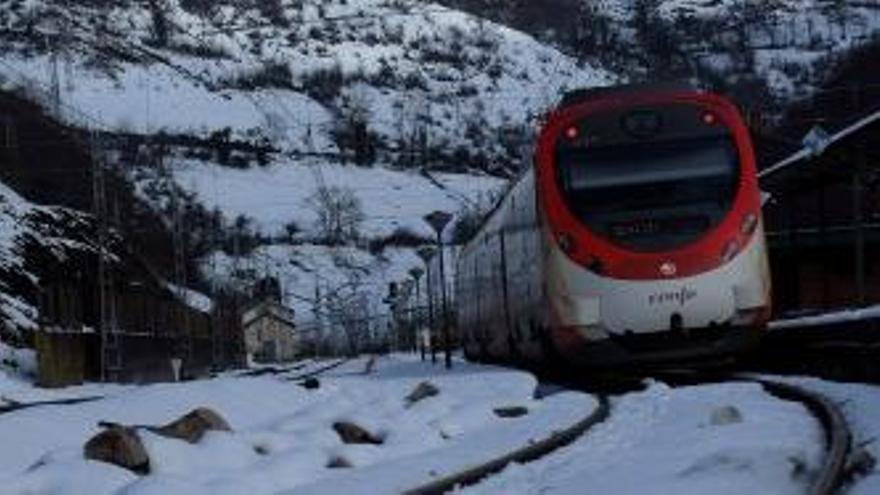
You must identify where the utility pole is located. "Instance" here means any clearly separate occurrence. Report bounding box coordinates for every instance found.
[49,42,61,117]
[49,1,72,119]
[210,212,224,372]
[163,139,192,376]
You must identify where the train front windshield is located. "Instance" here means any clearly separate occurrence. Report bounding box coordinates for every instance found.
[556,106,740,252]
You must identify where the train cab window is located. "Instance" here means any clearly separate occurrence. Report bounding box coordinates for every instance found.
[557,132,739,252]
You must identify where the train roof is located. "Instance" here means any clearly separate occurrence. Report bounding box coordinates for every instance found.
[559,81,703,108]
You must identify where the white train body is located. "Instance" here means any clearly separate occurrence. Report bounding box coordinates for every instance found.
[456,89,771,367]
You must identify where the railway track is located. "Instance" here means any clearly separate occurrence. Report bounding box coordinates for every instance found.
[283,357,351,382]
[753,378,852,495]
[404,394,610,495]
[403,371,853,495]
[0,359,351,417]
[648,371,853,495]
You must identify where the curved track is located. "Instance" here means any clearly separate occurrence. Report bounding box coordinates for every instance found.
[745,377,852,495]
[402,370,852,495]
[646,372,853,495]
[403,395,610,495]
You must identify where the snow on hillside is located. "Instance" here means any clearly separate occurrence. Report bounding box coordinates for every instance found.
[169,156,506,239]
[0,0,614,158]
[0,181,97,334]
[0,0,616,329]
[590,0,880,99]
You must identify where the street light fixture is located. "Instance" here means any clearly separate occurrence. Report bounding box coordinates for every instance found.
[423,210,453,369]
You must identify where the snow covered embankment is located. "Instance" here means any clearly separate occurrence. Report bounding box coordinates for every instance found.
[0,355,596,494]
[465,380,826,495]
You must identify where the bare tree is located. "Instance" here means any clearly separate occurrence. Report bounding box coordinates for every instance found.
[324,289,371,356]
[307,186,364,245]
[313,252,375,355]
[333,91,379,165]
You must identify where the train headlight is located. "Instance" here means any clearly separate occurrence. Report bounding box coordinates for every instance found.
[701,111,718,125]
[741,213,758,236]
[721,239,739,263]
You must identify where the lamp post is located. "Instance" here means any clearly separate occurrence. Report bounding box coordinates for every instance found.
[416,245,437,364]
[423,210,453,369]
[409,267,424,358]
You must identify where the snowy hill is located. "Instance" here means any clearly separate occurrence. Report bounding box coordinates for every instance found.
[0,0,613,168]
[0,0,615,333]
[443,0,880,109]
[6,0,875,334]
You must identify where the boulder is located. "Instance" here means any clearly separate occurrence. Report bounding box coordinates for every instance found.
[332,421,384,445]
[151,407,232,443]
[83,426,150,474]
[710,405,743,426]
[493,406,529,418]
[301,377,320,390]
[326,455,353,468]
[405,381,439,407]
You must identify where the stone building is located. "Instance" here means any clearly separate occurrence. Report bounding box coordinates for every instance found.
[241,300,298,363]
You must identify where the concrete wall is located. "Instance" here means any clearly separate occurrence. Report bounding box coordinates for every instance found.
[35,331,243,386]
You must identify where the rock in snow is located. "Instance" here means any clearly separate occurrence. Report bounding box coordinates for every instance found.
[84,407,232,473]
[405,381,440,407]
[301,377,321,390]
[150,407,232,443]
[494,406,530,418]
[710,405,744,426]
[333,421,385,445]
[83,425,150,474]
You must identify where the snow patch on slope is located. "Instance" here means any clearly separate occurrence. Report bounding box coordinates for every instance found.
[171,157,506,239]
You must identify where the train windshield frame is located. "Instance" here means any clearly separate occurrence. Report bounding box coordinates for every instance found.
[556,108,741,252]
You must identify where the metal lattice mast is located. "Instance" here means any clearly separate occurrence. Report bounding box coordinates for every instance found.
[92,130,121,381]
[211,212,224,371]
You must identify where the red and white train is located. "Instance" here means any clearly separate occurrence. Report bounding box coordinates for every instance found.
[455,86,771,368]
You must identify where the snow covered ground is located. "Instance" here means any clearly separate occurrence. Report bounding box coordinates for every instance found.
[3,353,880,494]
[0,355,594,494]
[464,380,826,495]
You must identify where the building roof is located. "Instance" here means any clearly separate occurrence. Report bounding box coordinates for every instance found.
[242,299,296,328]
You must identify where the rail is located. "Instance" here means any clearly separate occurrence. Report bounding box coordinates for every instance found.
[403,395,610,495]
[749,378,852,495]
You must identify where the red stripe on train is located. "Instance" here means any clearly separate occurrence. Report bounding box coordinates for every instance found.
[535,91,761,280]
